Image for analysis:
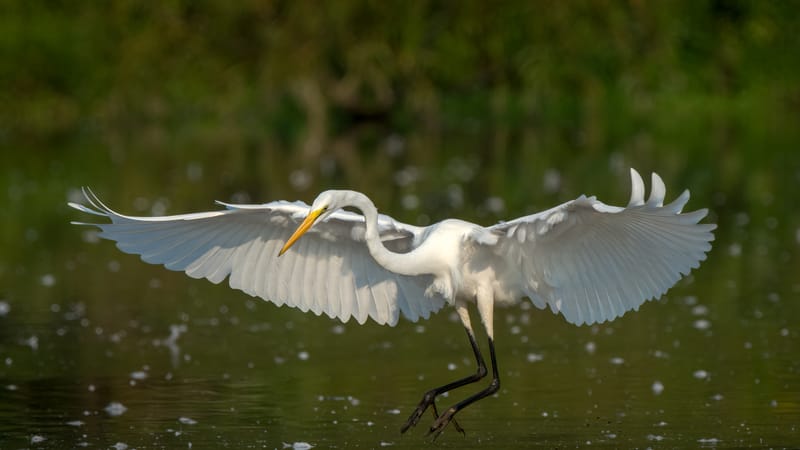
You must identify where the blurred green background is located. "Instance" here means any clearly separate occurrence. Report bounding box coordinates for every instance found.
[1,1,799,448]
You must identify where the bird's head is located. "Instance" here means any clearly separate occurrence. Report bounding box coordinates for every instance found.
[278,190,345,256]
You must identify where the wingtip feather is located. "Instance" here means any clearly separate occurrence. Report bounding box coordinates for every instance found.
[628,168,645,207]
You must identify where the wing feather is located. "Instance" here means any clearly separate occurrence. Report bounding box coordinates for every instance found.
[491,169,715,325]
[69,189,445,326]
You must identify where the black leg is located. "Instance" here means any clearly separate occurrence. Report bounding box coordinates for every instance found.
[428,337,500,439]
[400,327,488,434]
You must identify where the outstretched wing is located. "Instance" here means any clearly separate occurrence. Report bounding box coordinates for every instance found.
[490,169,715,326]
[69,189,445,326]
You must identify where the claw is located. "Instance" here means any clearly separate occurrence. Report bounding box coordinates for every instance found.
[400,390,437,434]
[427,408,457,440]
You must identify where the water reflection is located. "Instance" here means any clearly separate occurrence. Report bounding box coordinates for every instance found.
[2,238,798,448]
[1,94,799,449]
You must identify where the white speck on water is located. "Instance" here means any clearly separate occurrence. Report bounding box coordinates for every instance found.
[0,301,10,316]
[385,134,405,157]
[585,341,596,354]
[394,166,419,187]
[130,370,147,381]
[541,411,549,417]
[40,274,56,287]
[379,442,395,447]
[647,434,665,441]
[780,328,789,337]
[66,420,84,427]
[88,384,95,392]
[414,325,425,334]
[186,161,203,181]
[111,443,128,450]
[348,396,360,406]
[651,380,664,395]
[683,295,698,306]
[447,362,457,371]
[386,408,401,415]
[542,168,562,193]
[179,416,198,425]
[298,351,310,361]
[526,353,543,362]
[693,370,709,380]
[7,384,18,391]
[330,325,345,335]
[770,399,778,407]
[4,357,11,366]
[691,304,709,316]
[485,196,505,214]
[401,194,419,210]
[697,438,720,444]
[283,442,313,450]
[693,319,711,330]
[655,421,668,427]
[31,435,46,444]
[107,260,120,272]
[289,169,312,191]
[728,243,741,257]
[609,357,625,365]
[274,356,285,365]
[22,335,39,351]
[104,402,128,416]
[712,393,724,401]
[734,212,749,226]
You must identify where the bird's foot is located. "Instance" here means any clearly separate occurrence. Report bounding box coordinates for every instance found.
[427,407,459,440]
[400,392,436,434]
[401,392,465,437]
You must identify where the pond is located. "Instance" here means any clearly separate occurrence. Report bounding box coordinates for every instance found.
[1,154,798,448]
[3,3,800,446]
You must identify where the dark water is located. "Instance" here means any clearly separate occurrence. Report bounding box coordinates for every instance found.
[1,209,798,448]
[4,2,800,447]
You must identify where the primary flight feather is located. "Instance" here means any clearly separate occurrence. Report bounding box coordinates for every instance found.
[69,168,715,437]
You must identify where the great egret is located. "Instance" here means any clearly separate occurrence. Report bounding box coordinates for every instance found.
[69,168,715,437]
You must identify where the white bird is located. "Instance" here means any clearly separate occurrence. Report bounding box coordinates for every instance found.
[69,168,715,437]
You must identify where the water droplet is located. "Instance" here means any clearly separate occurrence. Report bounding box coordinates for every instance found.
[104,402,128,417]
[40,274,56,287]
[130,370,147,381]
[526,353,543,363]
[693,319,711,330]
[651,380,664,395]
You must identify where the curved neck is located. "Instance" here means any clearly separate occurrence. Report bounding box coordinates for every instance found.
[345,191,426,276]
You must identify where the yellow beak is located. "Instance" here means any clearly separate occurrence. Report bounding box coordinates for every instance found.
[279,208,324,256]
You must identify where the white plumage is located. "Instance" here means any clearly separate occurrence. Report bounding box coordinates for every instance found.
[69,168,715,436]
